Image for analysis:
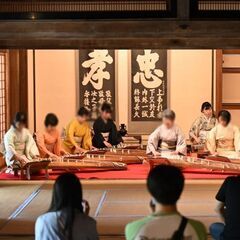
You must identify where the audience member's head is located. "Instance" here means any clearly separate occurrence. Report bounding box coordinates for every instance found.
[101,102,113,120]
[201,102,213,118]
[162,109,176,129]
[218,110,231,127]
[13,112,27,131]
[49,173,84,239]
[44,113,59,132]
[77,107,90,123]
[147,165,184,206]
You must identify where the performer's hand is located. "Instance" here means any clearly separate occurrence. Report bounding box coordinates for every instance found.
[211,152,218,156]
[61,150,69,156]
[75,146,85,154]
[15,155,27,166]
[80,148,88,154]
[104,141,112,148]
[82,200,90,216]
[49,153,60,160]
[170,151,178,155]
[153,151,161,157]
[195,137,201,144]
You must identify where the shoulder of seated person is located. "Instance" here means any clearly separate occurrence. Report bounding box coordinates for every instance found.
[75,212,96,223]
[126,216,151,229]
[188,218,206,232]
[226,175,240,182]
[36,212,57,223]
[23,128,32,134]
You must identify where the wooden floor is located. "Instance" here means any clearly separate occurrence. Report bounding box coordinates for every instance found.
[0,179,223,239]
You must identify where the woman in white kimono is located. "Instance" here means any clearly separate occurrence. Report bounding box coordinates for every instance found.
[3,112,39,168]
[207,110,240,157]
[147,109,187,156]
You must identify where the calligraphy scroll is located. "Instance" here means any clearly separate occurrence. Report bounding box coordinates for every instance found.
[79,50,115,120]
[131,50,167,121]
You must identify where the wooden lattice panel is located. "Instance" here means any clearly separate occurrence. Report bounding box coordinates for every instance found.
[198,0,240,11]
[0,52,6,142]
[0,1,168,12]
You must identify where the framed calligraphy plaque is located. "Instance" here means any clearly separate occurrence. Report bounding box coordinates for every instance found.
[79,50,116,120]
[131,50,167,121]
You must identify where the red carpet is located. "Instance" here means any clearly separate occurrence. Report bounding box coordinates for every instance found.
[0,164,235,180]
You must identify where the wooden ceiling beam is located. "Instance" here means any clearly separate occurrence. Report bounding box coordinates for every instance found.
[0,20,240,48]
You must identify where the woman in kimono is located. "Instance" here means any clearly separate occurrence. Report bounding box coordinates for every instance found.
[62,107,92,154]
[147,109,187,156]
[207,110,240,156]
[189,102,217,144]
[35,113,67,159]
[3,112,39,167]
[92,103,122,148]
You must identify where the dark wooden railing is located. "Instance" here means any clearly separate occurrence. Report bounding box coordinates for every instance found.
[0,0,239,19]
[190,0,240,18]
[0,0,176,19]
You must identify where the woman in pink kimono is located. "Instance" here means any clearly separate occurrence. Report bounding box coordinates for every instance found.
[147,109,187,156]
[35,113,67,160]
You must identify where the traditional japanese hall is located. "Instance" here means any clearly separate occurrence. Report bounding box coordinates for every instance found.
[0,1,240,240]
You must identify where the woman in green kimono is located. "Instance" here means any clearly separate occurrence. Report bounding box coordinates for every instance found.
[189,102,217,144]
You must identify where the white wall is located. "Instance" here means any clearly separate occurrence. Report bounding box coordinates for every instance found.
[28,50,213,136]
[28,50,77,132]
[169,50,212,135]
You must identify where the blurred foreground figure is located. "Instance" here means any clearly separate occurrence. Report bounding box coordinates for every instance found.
[210,176,240,240]
[125,165,207,240]
[35,173,99,240]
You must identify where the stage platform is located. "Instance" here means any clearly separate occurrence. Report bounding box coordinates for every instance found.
[0,163,234,181]
[0,179,223,239]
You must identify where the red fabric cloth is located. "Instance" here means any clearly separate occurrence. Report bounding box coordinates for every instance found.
[0,164,236,180]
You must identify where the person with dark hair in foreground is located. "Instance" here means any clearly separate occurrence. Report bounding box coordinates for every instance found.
[189,102,217,144]
[147,109,186,156]
[210,176,240,240]
[35,113,67,159]
[206,110,240,157]
[3,112,39,168]
[35,173,99,240]
[92,102,122,148]
[125,165,206,240]
[63,107,92,154]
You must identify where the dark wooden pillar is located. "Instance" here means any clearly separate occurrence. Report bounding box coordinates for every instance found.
[215,50,223,114]
[8,50,28,127]
[177,0,190,20]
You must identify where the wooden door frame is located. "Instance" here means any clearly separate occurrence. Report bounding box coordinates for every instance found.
[8,50,28,127]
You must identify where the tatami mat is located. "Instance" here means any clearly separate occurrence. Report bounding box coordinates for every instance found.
[0,183,105,234]
[0,180,223,238]
[0,182,43,228]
